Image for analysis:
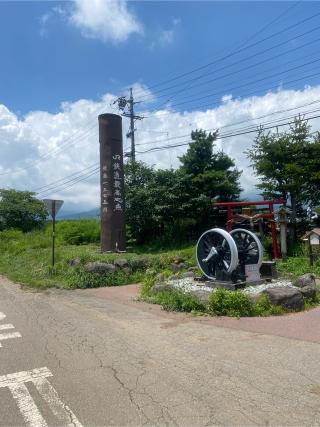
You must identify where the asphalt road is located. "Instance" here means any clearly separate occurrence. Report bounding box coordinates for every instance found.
[1,276,320,427]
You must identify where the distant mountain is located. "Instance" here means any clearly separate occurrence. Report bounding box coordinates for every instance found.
[58,207,100,220]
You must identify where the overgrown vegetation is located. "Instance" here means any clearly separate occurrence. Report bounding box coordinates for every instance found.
[247,116,320,238]
[0,189,47,232]
[141,283,320,317]
[125,129,241,245]
[0,220,196,289]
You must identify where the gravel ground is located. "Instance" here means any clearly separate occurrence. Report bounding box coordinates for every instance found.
[170,277,296,295]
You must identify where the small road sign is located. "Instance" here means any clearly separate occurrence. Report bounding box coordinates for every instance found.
[43,199,64,267]
[43,199,64,218]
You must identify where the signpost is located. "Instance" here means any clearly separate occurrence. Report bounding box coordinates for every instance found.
[43,199,64,267]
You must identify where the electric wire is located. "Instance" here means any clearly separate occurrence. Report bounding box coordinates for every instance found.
[133,9,320,100]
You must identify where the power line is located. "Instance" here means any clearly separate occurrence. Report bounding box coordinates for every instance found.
[34,163,99,193]
[38,167,100,199]
[135,113,320,155]
[142,68,320,119]
[0,101,110,177]
[135,99,320,148]
[113,88,144,162]
[133,9,320,100]
[144,33,320,108]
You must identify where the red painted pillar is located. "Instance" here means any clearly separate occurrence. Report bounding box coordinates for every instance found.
[227,206,233,232]
[269,202,279,259]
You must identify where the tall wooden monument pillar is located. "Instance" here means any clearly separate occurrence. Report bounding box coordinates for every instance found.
[99,113,126,252]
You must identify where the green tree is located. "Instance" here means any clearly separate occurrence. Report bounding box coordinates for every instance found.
[247,116,320,235]
[124,130,242,244]
[0,189,47,232]
[124,162,158,244]
[178,129,242,231]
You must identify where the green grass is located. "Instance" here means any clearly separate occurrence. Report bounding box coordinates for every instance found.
[1,220,320,319]
[0,222,198,290]
[277,255,320,278]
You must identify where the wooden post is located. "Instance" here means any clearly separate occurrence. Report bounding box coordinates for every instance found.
[308,235,314,266]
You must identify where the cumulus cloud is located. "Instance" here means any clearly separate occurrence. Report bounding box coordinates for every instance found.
[1,84,320,212]
[68,0,142,43]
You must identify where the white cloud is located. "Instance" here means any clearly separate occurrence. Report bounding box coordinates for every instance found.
[151,16,181,49]
[159,29,174,46]
[1,84,320,212]
[68,0,142,43]
[39,13,50,37]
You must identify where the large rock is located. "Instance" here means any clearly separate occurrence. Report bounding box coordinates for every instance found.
[69,258,81,267]
[114,258,129,269]
[300,285,317,300]
[151,283,175,295]
[84,262,116,274]
[263,287,304,310]
[190,289,212,304]
[171,263,186,273]
[248,292,264,304]
[293,273,316,289]
[181,271,195,279]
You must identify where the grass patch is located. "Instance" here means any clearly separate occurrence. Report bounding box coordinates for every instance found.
[0,222,198,290]
[207,288,255,317]
[277,256,320,278]
[141,279,319,317]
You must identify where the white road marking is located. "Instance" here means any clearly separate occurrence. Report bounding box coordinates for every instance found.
[9,382,47,427]
[0,311,21,347]
[0,367,83,427]
[0,332,22,347]
[0,323,15,330]
[34,377,83,427]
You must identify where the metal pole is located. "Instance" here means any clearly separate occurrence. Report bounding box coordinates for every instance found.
[129,88,135,162]
[52,200,56,267]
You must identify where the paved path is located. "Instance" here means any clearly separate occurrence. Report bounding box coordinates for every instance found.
[1,276,320,426]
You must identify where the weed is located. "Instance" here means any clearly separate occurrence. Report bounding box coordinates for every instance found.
[147,290,206,313]
[253,294,286,316]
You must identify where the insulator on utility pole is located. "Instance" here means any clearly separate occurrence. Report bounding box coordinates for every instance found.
[113,88,143,163]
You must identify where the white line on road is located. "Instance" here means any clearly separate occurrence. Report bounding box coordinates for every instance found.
[0,331,22,347]
[0,367,83,427]
[0,311,21,347]
[9,382,47,427]
[34,377,83,427]
[0,323,15,330]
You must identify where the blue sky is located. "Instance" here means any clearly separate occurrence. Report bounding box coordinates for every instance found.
[1,1,320,115]
[1,0,320,213]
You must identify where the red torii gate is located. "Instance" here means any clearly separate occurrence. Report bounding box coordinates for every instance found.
[213,200,286,259]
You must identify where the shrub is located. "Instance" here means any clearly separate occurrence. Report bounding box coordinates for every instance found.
[253,294,285,316]
[56,220,100,245]
[155,290,206,313]
[208,288,254,317]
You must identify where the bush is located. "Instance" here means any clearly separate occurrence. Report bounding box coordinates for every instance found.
[208,288,254,317]
[56,220,100,245]
[152,290,206,313]
[254,294,285,316]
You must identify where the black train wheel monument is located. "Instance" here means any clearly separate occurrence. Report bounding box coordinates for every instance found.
[196,228,264,285]
[152,204,318,313]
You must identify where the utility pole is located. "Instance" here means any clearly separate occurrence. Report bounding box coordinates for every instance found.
[113,88,143,162]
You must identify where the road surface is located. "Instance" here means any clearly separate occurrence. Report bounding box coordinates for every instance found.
[1,275,320,426]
